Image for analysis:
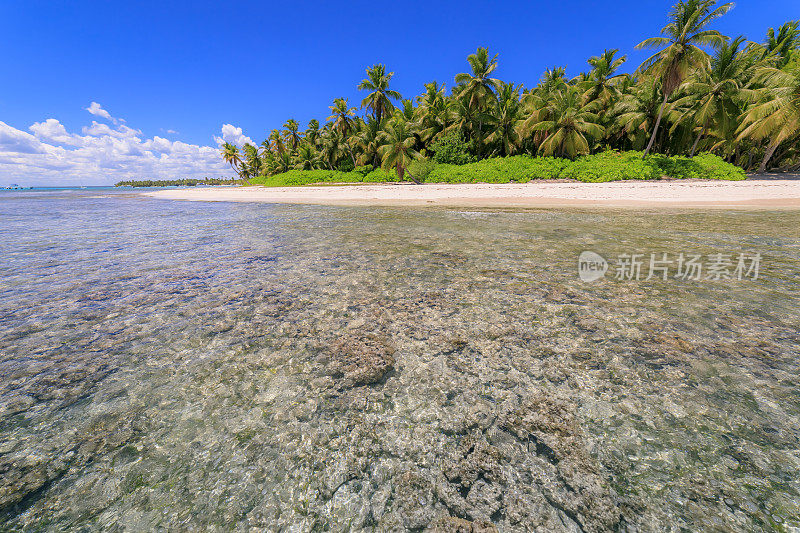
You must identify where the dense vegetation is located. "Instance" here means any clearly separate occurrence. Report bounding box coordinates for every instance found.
[249,152,744,186]
[223,1,799,184]
[115,178,240,187]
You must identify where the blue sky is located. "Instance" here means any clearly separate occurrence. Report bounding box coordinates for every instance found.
[0,0,797,185]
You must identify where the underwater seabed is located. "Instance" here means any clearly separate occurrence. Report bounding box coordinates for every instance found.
[1,192,799,531]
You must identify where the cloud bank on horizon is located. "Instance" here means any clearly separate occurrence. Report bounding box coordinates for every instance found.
[0,103,254,185]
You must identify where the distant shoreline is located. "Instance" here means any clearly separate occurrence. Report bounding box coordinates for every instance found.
[142,177,800,209]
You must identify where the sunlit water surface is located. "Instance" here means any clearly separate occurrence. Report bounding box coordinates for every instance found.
[1,189,799,531]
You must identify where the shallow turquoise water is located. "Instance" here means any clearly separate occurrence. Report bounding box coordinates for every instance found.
[1,189,799,531]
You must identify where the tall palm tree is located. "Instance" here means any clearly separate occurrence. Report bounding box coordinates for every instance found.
[293,144,319,170]
[486,82,524,156]
[737,59,800,171]
[583,49,628,106]
[613,78,664,151]
[524,85,604,158]
[764,20,800,68]
[327,97,358,166]
[455,47,501,110]
[221,142,243,181]
[268,129,286,155]
[358,64,402,124]
[672,36,755,156]
[283,119,301,152]
[305,119,320,147]
[455,47,501,154]
[377,117,421,183]
[416,82,455,145]
[241,143,261,183]
[636,0,734,154]
[355,117,382,167]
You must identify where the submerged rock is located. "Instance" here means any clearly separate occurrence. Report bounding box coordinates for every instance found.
[317,331,396,389]
[428,515,499,532]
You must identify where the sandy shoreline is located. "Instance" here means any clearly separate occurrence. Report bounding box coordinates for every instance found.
[142,178,800,209]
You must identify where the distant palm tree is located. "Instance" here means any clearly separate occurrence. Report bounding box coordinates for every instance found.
[327,98,358,166]
[377,117,421,183]
[538,67,569,96]
[764,20,800,68]
[672,36,754,156]
[241,143,261,183]
[613,78,664,151]
[526,85,604,158]
[305,119,320,147]
[355,117,382,167]
[283,119,301,152]
[221,142,243,181]
[455,47,501,154]
[486,82,524,156]
[636,0,733,154]
[269,129,286,155]
[293,144,318,170]
[583,49,628,106]
[737,59,800,171]
[455,47,501,110]
[358,64,402,124]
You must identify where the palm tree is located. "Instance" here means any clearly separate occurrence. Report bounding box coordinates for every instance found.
[636,0,734,154]
[764,21,800,68]
[377,117,421,183]
[455,47,501,154]
[583,49,628,107]
[538,67,569,96]
[327,98,358,166]
[293,144,318,170]
[672,36,754,156]
[268,129,286,155]
[486,82,524,156]
[241,143,261,183]
[612,78,663,151]
[737,60,800,171]
[319,126,341,170]
[355,117,382,167]
[358,64,402,124]
[221,142,243,182]
[283,119,301,152]
[415,82,457,146]
[524,85,604,158]
[305,119,320,147]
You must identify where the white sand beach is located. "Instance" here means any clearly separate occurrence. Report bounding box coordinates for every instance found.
[143,176,800,208]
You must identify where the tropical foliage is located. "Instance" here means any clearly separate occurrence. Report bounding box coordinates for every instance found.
[222,3,800,181]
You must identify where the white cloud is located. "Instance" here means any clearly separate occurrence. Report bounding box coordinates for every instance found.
[166,129,179,135]
[85,101,115,122]
[214,123,254,147]
[81,121,141,138]
[0,122,47,154]
[0,114,247,185]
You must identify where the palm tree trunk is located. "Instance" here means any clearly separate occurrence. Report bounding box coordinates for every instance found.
[689,122,707,157]
[644,92,669,156]
[759,142,779,173]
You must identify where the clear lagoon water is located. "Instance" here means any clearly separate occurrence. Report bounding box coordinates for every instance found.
[1,188,799,531]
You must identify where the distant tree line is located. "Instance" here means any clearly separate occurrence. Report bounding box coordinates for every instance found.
[221,0,800,182]
[114,178,240,187]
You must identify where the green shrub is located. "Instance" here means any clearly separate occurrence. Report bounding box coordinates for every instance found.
[363,168,396,182]
[687,153,746,180]
[250,151,747,186]
[408,158,436,181]
[430,131,475,165]
[559,151,661,182]
[352,165,373,177]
